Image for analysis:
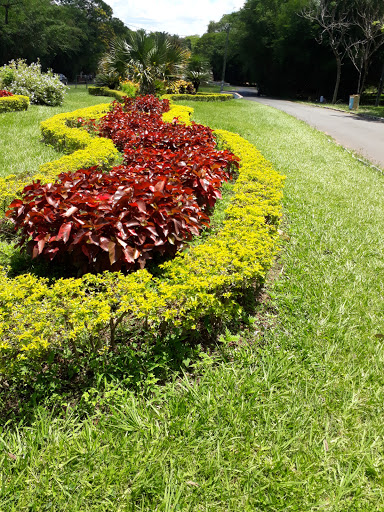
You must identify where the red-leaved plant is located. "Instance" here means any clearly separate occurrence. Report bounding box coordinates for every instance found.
[7,95,239,273]
[0,90,13,97]
[7,165,209,272]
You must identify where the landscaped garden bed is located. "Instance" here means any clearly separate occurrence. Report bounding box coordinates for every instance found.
[0,93,284,391]
[3,89,384,512]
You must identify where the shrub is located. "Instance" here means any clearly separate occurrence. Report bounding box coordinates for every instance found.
[166,80,195,95]
[0,67,16,87]
[88,86,107,96]
[40,103,114,153]
[94,71,120,90]
[0,94,29,113]
[96,96,170,151]
[98,96,237,206]
[7,95,239,273]
[0,89,13,97]
[162,93,233,102]
[7,165,210,272]
[0,103,117,217]
[0,101,191,218]
[88,86,127,102]
[161,104,193,125]
[0,60,66,106]
[120,79,139,97]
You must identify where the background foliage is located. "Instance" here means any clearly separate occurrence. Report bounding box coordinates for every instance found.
[0,0,131,80]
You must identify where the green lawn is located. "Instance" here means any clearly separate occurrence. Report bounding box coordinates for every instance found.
[198,83,233,93]
[298,100,384,119]
[0,85,112,179]
[2,96,384,510]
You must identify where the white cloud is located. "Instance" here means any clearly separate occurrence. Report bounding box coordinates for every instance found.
[104,0,245,36]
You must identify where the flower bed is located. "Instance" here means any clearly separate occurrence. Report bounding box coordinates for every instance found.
[8,96,239,273]
[0,102,194,215]
[0,96,284,383]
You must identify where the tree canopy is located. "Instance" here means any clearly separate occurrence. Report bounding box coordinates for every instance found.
[0,0,131,78]
[190,0,384,101]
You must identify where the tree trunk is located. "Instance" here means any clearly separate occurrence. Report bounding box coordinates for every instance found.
[357,71,362,95]
[375,61,384,107]
[4,4,9,24]
[359,60,369,95]
[332,54,342,104]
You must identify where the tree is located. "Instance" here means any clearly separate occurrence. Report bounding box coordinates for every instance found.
[301,0,352,103]
[193,13,244,83]
[100,30,190,95]
[345,0,384,94]
[186,55,212,91]
[0,0,85,69]
[0,0,21,24]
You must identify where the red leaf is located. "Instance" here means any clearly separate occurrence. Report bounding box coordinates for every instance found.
[108,241,117,264]
[46,195,60,208]
[57,222,72,243]
[62,206,78,217]
[99,237,112,252]
[37,238,46,254]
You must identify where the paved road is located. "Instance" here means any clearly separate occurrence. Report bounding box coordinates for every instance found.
[234,87,384,169]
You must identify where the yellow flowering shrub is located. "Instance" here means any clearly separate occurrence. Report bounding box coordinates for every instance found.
[0,94,29,113]
[161,104,193,125]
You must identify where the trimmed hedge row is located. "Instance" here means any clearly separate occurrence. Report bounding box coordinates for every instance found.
[88,87,234,104]
[0,114,284,379]
[0,94,29,113]
[88,86,127,102]
[162,93,234,102]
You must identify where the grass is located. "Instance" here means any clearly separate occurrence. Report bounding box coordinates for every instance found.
[297,100,384,119]
[2,96,384,510]
[0,85,112,179]
[198,83,233,93]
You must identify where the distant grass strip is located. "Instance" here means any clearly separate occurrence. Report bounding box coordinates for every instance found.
[298,100,384,119]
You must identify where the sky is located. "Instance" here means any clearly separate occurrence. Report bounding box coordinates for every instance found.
[104,0,246,37]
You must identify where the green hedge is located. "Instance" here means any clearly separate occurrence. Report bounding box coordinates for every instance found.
[88,87,234,103]
[88,86,127,102]
[162,93,234,102]
[0,95,29,113]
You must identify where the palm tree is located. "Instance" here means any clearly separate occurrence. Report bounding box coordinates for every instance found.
[100,30,190,95]
[186,55,212,92]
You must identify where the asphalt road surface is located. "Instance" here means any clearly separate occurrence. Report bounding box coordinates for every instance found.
[234,87,384,169]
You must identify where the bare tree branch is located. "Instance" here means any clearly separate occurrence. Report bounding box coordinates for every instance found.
[301,0,352,103]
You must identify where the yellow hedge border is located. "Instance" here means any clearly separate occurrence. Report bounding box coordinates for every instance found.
[0,94,29,113]
[0,100,285,377]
